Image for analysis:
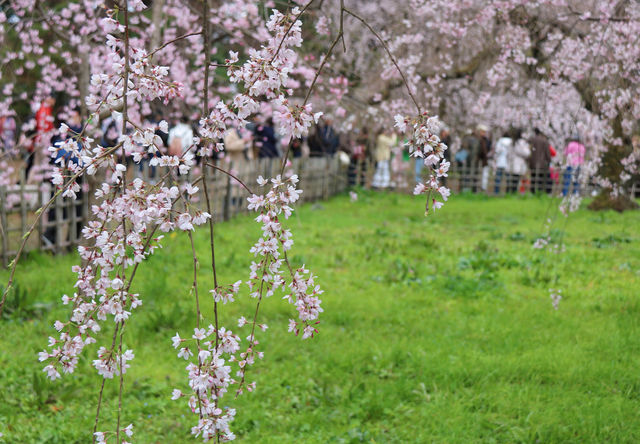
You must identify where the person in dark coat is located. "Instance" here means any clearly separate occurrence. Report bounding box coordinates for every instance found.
[476,124,491,192]
[309,118,339,157]
[528,128,552,193]
[255,118,278,158]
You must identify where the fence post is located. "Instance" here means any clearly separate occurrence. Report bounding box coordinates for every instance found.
[336,156,342,194]
[55,193,64,255]
[70,190,78,246]
[38,187,45,250]
[223,161,232,221]
[0,186,8,267]
[331,156,337,196]
[19,171,27,238]
[299,157,306,202]
[322,156,330,200]
[338,156,345,193]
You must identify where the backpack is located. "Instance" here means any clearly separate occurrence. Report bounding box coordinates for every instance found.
[455,149,469,164]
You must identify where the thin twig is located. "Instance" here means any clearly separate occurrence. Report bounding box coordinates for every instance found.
[205,162,255,194]
[201,0,220,347]
[343,7,422,115]
[201,3,220,440]
[92,323,121,443]
[339,0,346,52]
[302,32,343,106]
[147,31,203,59]
[235,257,270,396]
[0,144,121,316]
[116,320,125,442]
[280,13,344,175]
[270,0,317,63]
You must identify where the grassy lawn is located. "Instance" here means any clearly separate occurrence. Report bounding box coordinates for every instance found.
[1,191,640,443]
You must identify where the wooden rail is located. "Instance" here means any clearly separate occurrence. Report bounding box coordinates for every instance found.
[0,156,349,266]
[1,156,636,266]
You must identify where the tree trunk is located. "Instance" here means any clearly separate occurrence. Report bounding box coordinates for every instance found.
[587,117,638,212]
[150,0,165,59]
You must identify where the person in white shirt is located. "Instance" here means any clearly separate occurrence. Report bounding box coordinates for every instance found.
[168,116,194,156]
[505,129,531,193]
[493,132,512,194]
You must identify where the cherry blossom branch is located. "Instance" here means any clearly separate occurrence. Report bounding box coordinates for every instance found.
[302,30,343,106]
[201,0,220,354]
[187,228,205,421]
[270,0,317,63]
[200,5,222,438]
[278,29,342,173]
[121,1,130,171]
[93,324,120,443]
[0,144,122,317]
[280,6,345,175]
[116,320,125,443]
[21,5,328,442]
[115,3,131,440]
[235,258,270,396]
[91,214,161,442]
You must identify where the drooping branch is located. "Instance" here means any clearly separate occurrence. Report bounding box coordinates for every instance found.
[342,7,422,115]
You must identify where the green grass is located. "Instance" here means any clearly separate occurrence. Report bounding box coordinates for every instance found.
[1,191,640,443]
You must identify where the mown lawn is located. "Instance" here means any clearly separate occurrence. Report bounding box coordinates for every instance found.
[1,191,640,443]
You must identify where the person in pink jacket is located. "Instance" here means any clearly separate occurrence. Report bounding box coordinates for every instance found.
[562,135,585,196]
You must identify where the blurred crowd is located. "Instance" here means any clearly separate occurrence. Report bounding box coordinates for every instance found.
[0,94,354,185]
[454,125,585,196]
[368,123,591,196]
[0,94,604,198]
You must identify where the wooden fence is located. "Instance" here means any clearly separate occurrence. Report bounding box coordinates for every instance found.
[350,158,614,197]
[1,155,637,265]
[0,156,349,266]
[431,164,601,196]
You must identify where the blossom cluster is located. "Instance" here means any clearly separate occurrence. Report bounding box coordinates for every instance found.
[549,288,562,310]
[394,113,450,214]
[94,423,134,444]
[89,16,182,111]
[38,177,210,381]
[199,6,321,148]
[171,326,239,441]
[247,174,323,338]
[170,173,322,442]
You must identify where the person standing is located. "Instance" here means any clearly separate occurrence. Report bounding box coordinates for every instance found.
[254,118,278,158]
[493,132,512,195]
[223,127,248,166]
[505,129,531,193]
[562,135,585,196]
[371,130,397,189]
[353,127,371,186]
[0,114,16,153]
[313,117,339,157]
[460,128,480,191]
[35,94,56,145]
[18,126,37,181]
[529,128,552,193]
[476,124,491,192]
[168,116,194,156]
